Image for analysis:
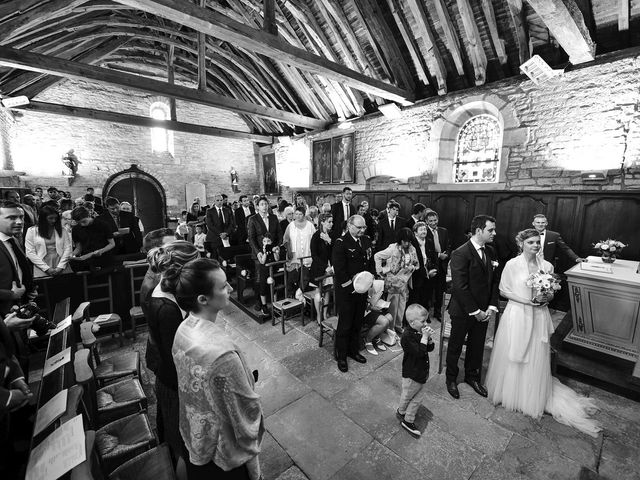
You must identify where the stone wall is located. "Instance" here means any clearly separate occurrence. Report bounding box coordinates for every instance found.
[9,79,262,214]
[271,48,640,194]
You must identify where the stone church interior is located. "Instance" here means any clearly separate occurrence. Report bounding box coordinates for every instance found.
[0,0,639,479]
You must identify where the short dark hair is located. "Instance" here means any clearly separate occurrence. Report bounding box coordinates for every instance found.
[59,199,73,211]
[342,186,352,193]
[104,196,120,208]
[470,214,496,234]
[412,203,426,215]
[239,195,248,202]
[47,187,58,193]
[257,196,269,206]
[426,210,438,219]
[294,205,306,215]
[71,206,90,221]
[387,200,400,211]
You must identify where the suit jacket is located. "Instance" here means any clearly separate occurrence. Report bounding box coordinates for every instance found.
[205,206,235,246]
[234,205,255,244]
[426,226,451,277]
[332,233,375,292]
[0,238,34,316]
[448,241,499,318]
[542,230,578,265]
[247,213,282,257]
[330,202,355,240]
[376,216,407,251]
[96,211,142,254]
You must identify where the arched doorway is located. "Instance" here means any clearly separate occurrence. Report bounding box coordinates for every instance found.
[103,165,166,232]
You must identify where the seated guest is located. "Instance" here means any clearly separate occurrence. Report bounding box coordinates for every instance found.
[362,280,391,356]
[374,227,419,334]
[69,206,115,271]
[168,259,264,480]
[309,213,333,324]
[97,196,143,255]
[146,241,199,466]
[24,205,72,277]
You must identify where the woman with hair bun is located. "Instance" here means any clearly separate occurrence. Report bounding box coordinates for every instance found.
[171,259,263,480]
[145,240,199,467]
[486,228,600,437]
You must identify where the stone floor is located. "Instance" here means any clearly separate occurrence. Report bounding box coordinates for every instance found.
[54,304,640,480]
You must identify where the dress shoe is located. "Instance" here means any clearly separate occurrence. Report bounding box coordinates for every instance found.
[337,359,348,372]
[446,381,460,399]
[465,379,488,397]
[348,353,367,364]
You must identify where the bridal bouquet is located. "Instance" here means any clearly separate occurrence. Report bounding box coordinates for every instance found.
[526,270,562,302]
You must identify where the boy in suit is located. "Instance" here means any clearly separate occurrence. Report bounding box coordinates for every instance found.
[376,200,406,251]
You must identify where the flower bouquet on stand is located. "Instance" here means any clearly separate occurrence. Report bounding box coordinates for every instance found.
[526,270,562,304]
[593,239,627,263]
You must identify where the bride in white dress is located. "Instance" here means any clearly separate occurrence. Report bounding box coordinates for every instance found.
[486,229,601,437]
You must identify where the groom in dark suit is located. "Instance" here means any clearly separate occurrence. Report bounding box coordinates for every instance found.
[446,214,499,399]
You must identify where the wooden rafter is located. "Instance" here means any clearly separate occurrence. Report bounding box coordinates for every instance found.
[11,100,273,143]
[456,0,487,85]
[480,0,508,65]
[526,0,595,64]
[197,0,206,90]
[167,44,176,121]
[0,46,327,129]
[112,0,414,105]
[505,0,530,65]
[433,0,465,77]
[262,0,277,35]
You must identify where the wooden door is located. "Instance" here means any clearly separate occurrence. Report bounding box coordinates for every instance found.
[108,177,164,232]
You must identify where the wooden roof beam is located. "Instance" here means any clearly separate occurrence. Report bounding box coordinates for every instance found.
[405,0,447,95]
[112,0,413,105]
[0,46,327,129]
[505,0,530,65]
[433,0,465,76]
[262,0,277,35]
[197,0,206,90]
[11,100,273,143]
[456,0,487,85]
[480,0,508,65]
[526,0,594,64]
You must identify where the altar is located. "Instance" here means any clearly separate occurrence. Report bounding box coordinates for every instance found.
[565,256,640,380]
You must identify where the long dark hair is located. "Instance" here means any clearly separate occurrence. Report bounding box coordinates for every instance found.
[162,258,222,312]
[37,205,62,238]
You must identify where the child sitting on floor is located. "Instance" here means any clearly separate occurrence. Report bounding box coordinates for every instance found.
[397,303,434,438]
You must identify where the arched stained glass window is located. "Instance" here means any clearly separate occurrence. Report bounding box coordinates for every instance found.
[453,114,502,183]
[150,102,174,155]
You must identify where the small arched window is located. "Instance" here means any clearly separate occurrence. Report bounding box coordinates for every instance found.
[453,114,502,183]
[150,102,174,155]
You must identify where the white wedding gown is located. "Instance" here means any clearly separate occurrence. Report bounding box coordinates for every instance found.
[486,255,601,437]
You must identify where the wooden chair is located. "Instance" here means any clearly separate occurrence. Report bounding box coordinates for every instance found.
[124,262,148,340]
[234,253,256,303]
[108,444,177,480]
[296,255,313,327]
[316,274,338,348]
[268,259,303,334]
[74,349,155,474]
[79,271,124,346]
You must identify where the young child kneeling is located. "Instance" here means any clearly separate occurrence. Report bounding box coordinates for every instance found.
[397,304,434,438]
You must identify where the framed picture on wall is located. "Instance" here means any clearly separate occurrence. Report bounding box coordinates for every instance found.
[262,152,278,194]
[312,139,332,184]
[331,133,354,183]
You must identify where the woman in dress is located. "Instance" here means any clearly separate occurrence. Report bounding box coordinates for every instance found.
[374,227,419,334]
[486,228,600,437]
[283,206,316,294]
[309,213,334,324]
[168,258,263,480]
[25,205,72,277]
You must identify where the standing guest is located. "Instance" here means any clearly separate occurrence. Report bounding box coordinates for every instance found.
[376,200,406,251]
[70,206,116,271]
[330,187,354,240]
[169,259,264,480]
[119,201,145,235]
[83,201,97,218]
[276,200,289,221]
[34,187,43,201]
[146,241,199,467]
[335,193,343,204]
[193,224,206,257]
[21,194,38,228]
[445,215,499,400]
[186,202,203,224]
[45,187,61,205]
[252,194,260,209]
[406,203,428,231]
[332,215,375,372]
[205,194,234,260]
[294,194,309,214]
[235,195,255,245]
[315,195,325,209]
[409,222,438,313]
[24,205,72,277]
[309,213,334,324]
[279,205,294,235]
[247,197,282,315]
[307,205,320,228]
[425,211,451,321]
[84,187,103,213]
[0,200,37,377]
[59,198,73,213]
[396,304,435,438]
[374,227,419,334]
[321,202,332,214]
[531,214,586,266]
[283,206,315,294]
[97,197,143,255]
[357,203,376,245]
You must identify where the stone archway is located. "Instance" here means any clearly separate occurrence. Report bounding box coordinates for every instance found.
[103,164,167,231]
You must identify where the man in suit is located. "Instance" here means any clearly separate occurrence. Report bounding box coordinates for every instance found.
[84,187,103,214]
[405,203,428,231]
[446,214,499,400]
[376,200,406,251]
[332,215,375,372]
[235,194,255,245]
[330,187,355,240]
[426,210,451,320]
[96,197,143,255]
[248,196,282,315]
[205,194,235,260]
[0,201,37,378]
[532,214,585,266]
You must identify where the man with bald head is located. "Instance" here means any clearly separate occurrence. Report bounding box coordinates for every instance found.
[332,214,375,372]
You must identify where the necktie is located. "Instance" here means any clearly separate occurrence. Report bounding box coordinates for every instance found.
[344,203,348,222]
[432,228,441,253]
[219,207,225,224]
[391,219,395,231]
[480,246,487,266]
